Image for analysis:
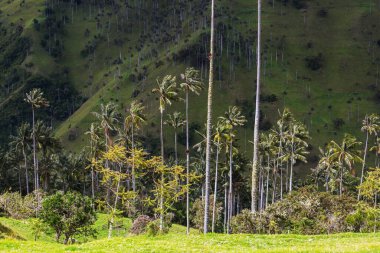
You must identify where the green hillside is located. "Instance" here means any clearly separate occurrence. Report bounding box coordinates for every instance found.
[1,0,379,161]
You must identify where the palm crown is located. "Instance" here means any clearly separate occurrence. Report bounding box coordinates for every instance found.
[24,88,49,109]
[152,75,178,113]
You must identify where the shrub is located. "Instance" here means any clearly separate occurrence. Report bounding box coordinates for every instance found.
[231,187,360,235]
[146,213,174,236]
[39,191,96,244]
[333,118,345,130]
[130,215,153,235]
[191,195,223,232]
[0,191,42,219]
[346,202,380,232]
[305,53,324,71]
[146,219,160,236]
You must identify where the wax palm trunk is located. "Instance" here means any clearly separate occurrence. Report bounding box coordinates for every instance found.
[251,0,262,213]
[204,0,215,233]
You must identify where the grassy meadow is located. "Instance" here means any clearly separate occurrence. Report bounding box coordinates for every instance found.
[0,214,380,253]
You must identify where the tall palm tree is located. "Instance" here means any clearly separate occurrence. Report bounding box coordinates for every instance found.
[219,106,246,233]
[282,122,309,192]
[212,120,227,232]
[85,123,101,202]
[24,88,49,192]
[152,75,178,162]
[204,0,215,233]
[9,123,32,194]
[180,67,203,234]
[251,0,262,213]
[92,102,118,149]
[259,132,276,209]
[92,102,118,202]
[165,112,185,165]
[328,134,362,196]
[152,75,178,231]
[317,147,335,192]
[34,121,61,191]
[125,101,146,192]
[272,108,293,195]
[358,114,379,199]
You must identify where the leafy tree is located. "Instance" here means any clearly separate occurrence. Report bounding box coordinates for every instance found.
[40,191,96,244]
[145,157,196,232]
[358,167,380,207]
[92,145,136,238]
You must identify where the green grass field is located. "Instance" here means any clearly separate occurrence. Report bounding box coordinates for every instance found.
[0,214,380,253]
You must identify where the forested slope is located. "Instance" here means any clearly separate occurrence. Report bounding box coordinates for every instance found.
[1,0,379,162]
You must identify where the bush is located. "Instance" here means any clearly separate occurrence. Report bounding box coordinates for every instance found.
[0,191,43,219]
[39,191,96,244]
[146,213,174,236]
[305,53,324,71]
[346,202,380,232]
[191,195,223,232]
[146,219,160,236]
[130,215,153,235]
[231,187,361,234]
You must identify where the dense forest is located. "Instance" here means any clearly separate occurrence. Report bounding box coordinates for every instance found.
[0,0,380,251]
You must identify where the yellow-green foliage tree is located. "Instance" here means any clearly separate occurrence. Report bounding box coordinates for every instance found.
[358,167,380,207]
[92,145,136,238]
[145,157,198,233]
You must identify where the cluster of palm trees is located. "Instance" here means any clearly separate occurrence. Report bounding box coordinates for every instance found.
[317,114,380,198]
[7,89,60,194]
[256,109,309,211]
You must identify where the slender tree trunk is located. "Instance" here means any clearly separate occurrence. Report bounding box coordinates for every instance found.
[227,141,233,234]
[223,183,227,233]
[174,130,178,165]
[159,172,164,232]
[204,0,215,234]
[265,168,269,209]
[32,108,38,192]
[108,165,122,239]
[160,111,164,162]
[91,167,95,201]
[185,89,190,235]
[212,143,220,233]
[272,168,277,204]
[339,163,343,196]
[18,166,22,194]
[132,121,136,192]
[289,143,294,192]
[358,131,369,200]
[23,148,29,194]
[251,0,262,213]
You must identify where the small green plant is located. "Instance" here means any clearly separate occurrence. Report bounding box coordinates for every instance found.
[30,219,46,241]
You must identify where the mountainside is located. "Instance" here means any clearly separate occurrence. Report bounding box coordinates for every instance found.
[1,0,379,162]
